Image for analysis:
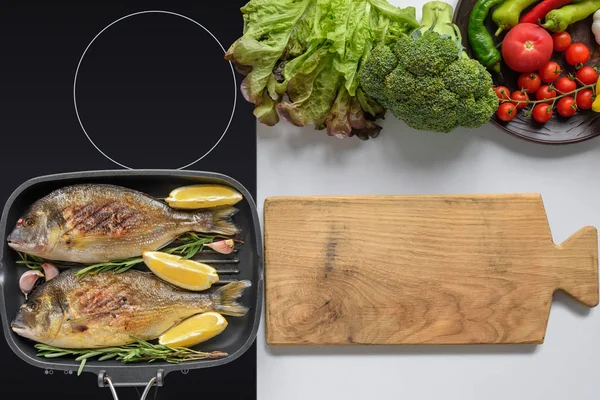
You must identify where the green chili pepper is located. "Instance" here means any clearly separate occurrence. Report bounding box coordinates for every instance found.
[468,0,505,73]
[541,0,600,31]
[492,0,540,35]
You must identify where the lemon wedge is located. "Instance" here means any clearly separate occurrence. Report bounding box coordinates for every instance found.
[142,251,219,291]
[165,184,243,209]
[159,312,228,347]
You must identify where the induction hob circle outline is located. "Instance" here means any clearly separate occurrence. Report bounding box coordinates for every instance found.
[73,10,238,170]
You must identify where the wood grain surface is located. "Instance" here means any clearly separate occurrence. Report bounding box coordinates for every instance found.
[453,0,600,144]
[264,194,599,345]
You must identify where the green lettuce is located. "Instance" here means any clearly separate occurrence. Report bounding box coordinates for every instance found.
[225,0,419,140]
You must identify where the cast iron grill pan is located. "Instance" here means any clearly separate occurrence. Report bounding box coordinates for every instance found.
[0,170,263,389]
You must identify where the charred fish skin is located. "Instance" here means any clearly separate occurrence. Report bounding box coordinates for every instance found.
[10,269,251,348]
[6,184,241,263]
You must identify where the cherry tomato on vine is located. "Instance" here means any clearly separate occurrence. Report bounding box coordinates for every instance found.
[554,77,577,94]
[576,89,594,110]
[536,85,557,104]
[557,96,577,117]
[566,43,591,66]
[494,86,511,101]
[552,31,571,52]
[517,72,541,93]
[576,66,598,86]
[539,62,562,83]
[510,90,529,109]
[497,102,518,122]
[532,104,553,123]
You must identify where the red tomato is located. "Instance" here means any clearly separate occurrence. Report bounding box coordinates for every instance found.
[535,85,557,104]
[557,96,577,117]
[576,89,594,110]
[510,90,529,109]
[552,32,571,52]
[554,77,577,93]
[494,86,511,101]
[566,43,591,66]
[497,102,517,122]
[576,66,598,86]
[532,104,553,123]
[517,72,541,93]
[501,23,553,73]
[539,62,562,83]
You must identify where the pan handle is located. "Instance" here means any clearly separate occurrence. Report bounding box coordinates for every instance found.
[99,370,163,400]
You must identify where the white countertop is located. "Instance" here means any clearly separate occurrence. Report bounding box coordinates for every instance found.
[255,2,600,394]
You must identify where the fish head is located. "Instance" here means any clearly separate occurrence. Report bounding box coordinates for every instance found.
[11,289,64,343]
[7,208,61,258]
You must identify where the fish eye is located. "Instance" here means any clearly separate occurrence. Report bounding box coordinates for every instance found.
[23,217,35,227]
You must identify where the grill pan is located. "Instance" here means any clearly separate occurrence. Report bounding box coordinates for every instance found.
[0,169,263,392]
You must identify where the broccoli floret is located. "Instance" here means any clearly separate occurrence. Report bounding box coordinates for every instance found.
[473,64,494,99]
[357,1,499,133]
[391,98,459,133]
[457,88,499,128]
[443,58,479,97]
[359,45,398,99]
[395,31,458,77]
[410,31,459,76]
[443,58,495,99]
[384,66,416,101]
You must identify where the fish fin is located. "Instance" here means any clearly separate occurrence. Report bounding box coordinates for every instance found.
[212,280,251,317]
[202,206,240,236]
[66,234,120,249]
[66,312,113,329]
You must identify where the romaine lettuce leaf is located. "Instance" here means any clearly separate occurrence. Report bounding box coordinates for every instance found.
[225,0,419,138]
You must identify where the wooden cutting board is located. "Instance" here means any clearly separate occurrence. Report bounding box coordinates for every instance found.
[264,194,599,346]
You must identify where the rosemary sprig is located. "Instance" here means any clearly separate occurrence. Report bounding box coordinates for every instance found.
[15,252,45,270]
[74,257,144,277]
[16,232,231,278]
[72,233,216,277]
[162,232,216,259]
[34,338,228,376]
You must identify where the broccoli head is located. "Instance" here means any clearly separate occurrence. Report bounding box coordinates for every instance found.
[358,1,499,133]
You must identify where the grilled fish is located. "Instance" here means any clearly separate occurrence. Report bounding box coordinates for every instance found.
[11,269,251,348]
[7,184,240,263]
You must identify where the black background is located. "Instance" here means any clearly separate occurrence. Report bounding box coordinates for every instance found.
[0,1,257,398]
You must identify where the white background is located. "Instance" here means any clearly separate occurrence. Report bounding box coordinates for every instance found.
[256,1,600,398]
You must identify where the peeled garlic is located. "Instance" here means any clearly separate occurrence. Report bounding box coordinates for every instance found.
[41,263,59,281]
[206,239,235,254]
[19,270,44,297]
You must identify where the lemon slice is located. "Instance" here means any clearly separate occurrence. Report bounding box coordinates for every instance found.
[159,312,228,347]
[142,251,219,291]
[165,185,243,209]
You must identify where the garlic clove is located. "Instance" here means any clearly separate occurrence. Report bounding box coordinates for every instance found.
[41,262,60,281]
[19,270,44,298]
[206,239,235,254]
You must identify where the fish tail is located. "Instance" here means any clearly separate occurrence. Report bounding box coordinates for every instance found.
[212,280,251,317]
[201,206,240,236]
